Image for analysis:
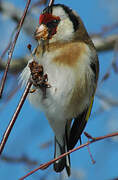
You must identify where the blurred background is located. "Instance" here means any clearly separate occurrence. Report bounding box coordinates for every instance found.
[0,0,118,179]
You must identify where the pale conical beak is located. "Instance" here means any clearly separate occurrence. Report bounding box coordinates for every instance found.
[34,24,48,40]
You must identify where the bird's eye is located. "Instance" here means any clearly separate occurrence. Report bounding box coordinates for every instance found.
[46,19,60,29]
[52,19,59,23]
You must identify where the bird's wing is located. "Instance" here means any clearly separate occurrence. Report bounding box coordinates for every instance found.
[68,52,99,150]
[68,96,94,150]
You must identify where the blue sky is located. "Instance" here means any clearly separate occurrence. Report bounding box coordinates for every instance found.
[0,0,118,180]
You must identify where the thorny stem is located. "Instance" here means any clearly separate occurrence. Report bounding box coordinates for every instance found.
[0,81,32,155]
[0,0,31,98]
[19,131,118,180]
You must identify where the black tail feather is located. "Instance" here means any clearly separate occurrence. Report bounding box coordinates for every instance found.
[53,136,71,176]
[68,108,88,150]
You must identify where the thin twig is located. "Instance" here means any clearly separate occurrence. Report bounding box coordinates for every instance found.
[0,80,21,112]
[30,0,48,9]
[0,1,37,36]
[0,81,32,155]
[87,144,96,164]
[40,140,53,149]
[1,155,37,166]
[100,40,118,84]
[0,27,17,61]
[112,40,118,73]
[0,0,31,98]
[91,22,118,37]
[0,35,118,75]
[84,132,96,164]
[19,131,118,180]
[48,0,54,7]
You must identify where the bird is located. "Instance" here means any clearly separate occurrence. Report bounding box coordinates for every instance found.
[20,3,99,176]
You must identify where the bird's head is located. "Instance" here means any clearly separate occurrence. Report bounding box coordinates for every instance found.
[34,4,88,43]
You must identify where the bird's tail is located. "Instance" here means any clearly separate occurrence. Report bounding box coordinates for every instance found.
[53,136,71,176]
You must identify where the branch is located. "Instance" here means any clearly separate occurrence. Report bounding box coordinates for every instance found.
[0,1,36,36]
[0,34,118,74]
[0,81,32,155]
[0,27,17,60]
[1,155,37,166]
[0,1,118,53]
[0,58,28,73]
[0,51,45,156]
[19,131,118,180]
[49,0,54,7]
[30,0,48,9]
[92,34,118,52]
[96,91,118,107]
[0,0,31,98]
[91,22,118,37]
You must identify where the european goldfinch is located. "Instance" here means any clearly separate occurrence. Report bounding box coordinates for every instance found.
[20,4,99,176]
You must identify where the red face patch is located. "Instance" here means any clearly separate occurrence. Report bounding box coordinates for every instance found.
[39,13,60,39]
[39,13,60,25]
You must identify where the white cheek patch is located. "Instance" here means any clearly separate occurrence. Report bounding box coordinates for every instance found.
[56,18,74,40]
[52,6,68,19]
[48,6,75,42]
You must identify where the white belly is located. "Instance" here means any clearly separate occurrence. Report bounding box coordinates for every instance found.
[28,60,77,120]
[20,46,93,136]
